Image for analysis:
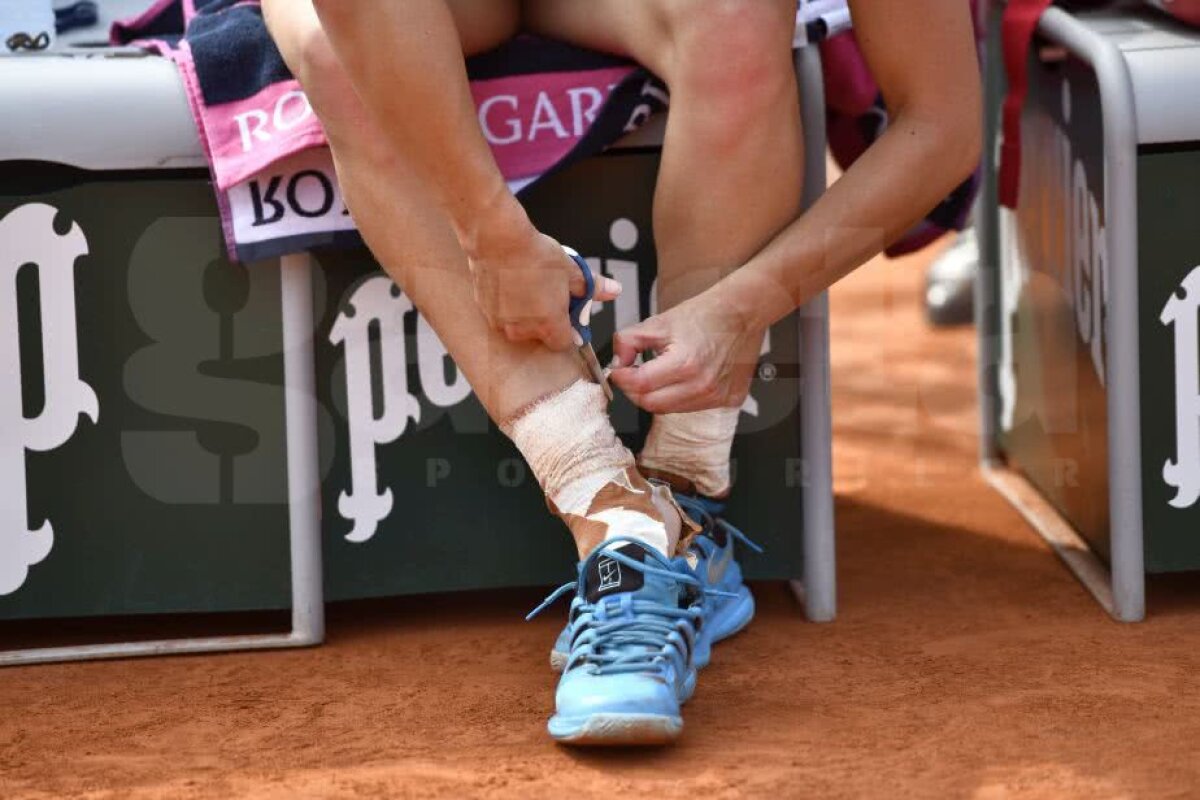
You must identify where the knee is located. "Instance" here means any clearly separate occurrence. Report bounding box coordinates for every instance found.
[448,0,521,56]
[660,1,797,130]
[289,21,343,91]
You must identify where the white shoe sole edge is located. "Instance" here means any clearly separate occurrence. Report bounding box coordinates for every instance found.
[549,712,683,746]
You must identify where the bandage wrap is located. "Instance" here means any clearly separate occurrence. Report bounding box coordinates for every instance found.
[638,407,741,498]
[502,380,634,503]
[503,380,690,557]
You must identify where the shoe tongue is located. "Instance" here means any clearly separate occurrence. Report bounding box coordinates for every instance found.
[670,491,725,536]
[584,541,651,604]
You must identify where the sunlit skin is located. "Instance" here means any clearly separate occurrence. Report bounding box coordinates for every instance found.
[262,0,979,419]
[610,3,982,412]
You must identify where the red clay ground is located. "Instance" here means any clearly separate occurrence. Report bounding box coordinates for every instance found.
[4,245,1200,799]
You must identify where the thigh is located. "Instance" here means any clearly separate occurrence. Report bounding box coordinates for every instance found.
[522,0,796,79]
[521,0,662,69]
[445,0,521,56]
[265,0,519,62]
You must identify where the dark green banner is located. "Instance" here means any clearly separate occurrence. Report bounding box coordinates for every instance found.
[0,149,805,620]
[997,50,1111,559]
[1137,146,1200,572]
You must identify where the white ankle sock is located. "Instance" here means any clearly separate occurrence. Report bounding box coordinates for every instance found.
[638,407,741,497]
[502,380,686,557]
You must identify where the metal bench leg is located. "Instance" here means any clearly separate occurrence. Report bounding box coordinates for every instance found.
[787,43,837,622]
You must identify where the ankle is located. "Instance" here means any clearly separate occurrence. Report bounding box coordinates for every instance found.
[639,407,740,498]
[553,467,697,560]
[503,380,702,560]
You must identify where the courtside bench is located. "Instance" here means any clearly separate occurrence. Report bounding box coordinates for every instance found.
[0,11,835,664]
[977,1,1200,620]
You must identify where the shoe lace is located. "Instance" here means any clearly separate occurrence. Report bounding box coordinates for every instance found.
[573,600,701,675]
[526,538,736,675]
[672,494,764,555]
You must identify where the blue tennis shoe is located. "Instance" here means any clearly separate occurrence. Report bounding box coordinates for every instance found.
[528,537,705,745]
[673,493,762,668]
[549,491,761,672]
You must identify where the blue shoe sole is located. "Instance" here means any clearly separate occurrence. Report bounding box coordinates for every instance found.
[548,712,684,746]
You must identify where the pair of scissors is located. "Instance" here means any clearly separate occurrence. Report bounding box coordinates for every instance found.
[563,247,614,403]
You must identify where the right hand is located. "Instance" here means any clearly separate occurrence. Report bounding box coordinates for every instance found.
[468,228,622,352]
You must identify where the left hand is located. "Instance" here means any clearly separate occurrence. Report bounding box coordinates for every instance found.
[609,289,765,414]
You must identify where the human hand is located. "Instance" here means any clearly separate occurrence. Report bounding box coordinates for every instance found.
[468,228,621,352]
[610,287,764,413]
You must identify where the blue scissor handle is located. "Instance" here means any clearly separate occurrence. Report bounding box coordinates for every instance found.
[565,248,594,346]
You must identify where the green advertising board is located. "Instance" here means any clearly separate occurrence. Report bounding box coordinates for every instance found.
[0,147,809,621]
[0,167,293,619]
[995,40,1112,559]
[983,4,1200,618]
[314,151,808,602]
[1137,146,1200,572]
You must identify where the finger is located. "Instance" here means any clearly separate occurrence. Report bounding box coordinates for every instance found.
[567,267,622,301]
[609,348,692,396]
[626,382,724,414]
[612,322,667,368]
[537,319,577,353]
[503,322,540,344]
[593,275,622,302]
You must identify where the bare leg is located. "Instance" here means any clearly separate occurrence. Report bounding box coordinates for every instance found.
[307,0,597,352]
[262,0,685,555]
[306,0,525,248]
[524,0,802,307]
[525,0,803,496]
[263,0,576,421]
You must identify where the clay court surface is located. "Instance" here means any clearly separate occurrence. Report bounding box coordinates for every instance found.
[4,244,1200,799]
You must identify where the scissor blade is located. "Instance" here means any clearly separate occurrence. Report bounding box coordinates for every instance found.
[578,344,613,402]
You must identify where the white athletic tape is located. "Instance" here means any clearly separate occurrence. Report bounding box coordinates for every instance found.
[503,380,677,556]
[639,407,740,498]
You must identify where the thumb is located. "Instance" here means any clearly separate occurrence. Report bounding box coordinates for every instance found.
[566,261,622,301]
[612,318,668,368]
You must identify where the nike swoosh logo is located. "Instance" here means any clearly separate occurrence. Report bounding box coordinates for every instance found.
[706,541,733,586]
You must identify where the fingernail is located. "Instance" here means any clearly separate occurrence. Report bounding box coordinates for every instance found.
[608,354,623,369]
[603,277,622,295]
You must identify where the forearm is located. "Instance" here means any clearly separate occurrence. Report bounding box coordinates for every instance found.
[722,109,980,330]
[310,0,530,254]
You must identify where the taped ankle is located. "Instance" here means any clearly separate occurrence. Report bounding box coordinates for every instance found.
[638,407,741,498]
[501,380,695,558]
[501,380,634,501]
